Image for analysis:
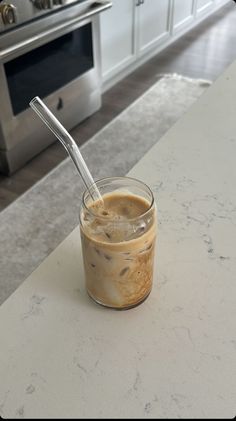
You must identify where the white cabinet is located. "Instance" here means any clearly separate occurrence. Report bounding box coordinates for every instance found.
[100,0,229,90]
[173,0,195,33]
[100,0,135,81]
[100,0,171,83]
[138,0,171,56]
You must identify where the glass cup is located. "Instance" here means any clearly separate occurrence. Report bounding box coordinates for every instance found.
[79,176,157,310]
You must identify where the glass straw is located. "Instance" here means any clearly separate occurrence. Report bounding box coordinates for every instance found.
[29,96,103,203]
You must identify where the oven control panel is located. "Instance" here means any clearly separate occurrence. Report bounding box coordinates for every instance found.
[0,0,105,33]
[0,0,66,31]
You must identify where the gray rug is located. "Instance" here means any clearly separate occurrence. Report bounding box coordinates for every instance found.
[0,74,211,305]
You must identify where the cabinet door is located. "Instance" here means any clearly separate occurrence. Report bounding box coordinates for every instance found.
[173,0,194,33]
[100,0,136,81]
[138,0,171,56]
[196,0,214,16]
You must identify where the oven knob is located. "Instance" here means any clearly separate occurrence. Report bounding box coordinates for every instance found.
[33,0,53,10]
[0,4,17,25]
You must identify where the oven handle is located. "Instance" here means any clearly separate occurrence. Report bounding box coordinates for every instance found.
[0,1,112,62]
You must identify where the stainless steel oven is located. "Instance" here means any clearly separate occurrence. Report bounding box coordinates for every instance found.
[0,0,112,174]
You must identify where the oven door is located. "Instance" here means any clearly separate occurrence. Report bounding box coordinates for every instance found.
[0,0,112,174]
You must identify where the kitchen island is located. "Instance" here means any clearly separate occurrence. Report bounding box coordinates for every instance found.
[0,60,236,419]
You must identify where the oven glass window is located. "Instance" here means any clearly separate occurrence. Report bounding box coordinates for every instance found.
[5,23,94,116]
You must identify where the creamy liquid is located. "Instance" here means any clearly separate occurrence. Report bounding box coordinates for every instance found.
[90,192,149,220]
[80,192,157,309]
[82,192,153,244]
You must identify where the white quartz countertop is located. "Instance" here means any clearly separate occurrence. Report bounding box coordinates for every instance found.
[1,61,236,419]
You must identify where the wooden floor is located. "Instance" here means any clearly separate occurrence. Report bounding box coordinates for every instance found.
[0,2,236,211]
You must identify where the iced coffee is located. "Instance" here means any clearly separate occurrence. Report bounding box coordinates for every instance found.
[79,177,157,309]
